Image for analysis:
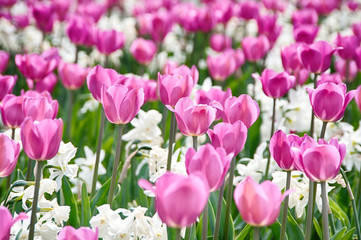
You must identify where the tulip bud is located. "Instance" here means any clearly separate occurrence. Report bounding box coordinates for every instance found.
[0,94,25,128]
[58,62,89,90]
[130,38,157,64]
[0,75,16,101]
[94,29,125,55]
[58,226,98,240]
[0,133,20,177]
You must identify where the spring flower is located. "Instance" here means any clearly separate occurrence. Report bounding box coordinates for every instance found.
[206,51,237,82]
[94,29,125,55]
[1,94,25,128]
[58,226,98,240]
[130,38,157,65]
[334,34,359,60]
[66,15,95,46]
[242,35,270,62]
[0,75,16,101]
[0,133,20,177]
[0,50,10,73]
[22,96,58,121]
[0,206,28,240]
[293,24,319,44]
[209,33,232,52]
[58,62,89,90]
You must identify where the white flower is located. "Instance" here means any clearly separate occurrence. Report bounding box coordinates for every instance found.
[3,128,22,149]
[11,212,31,240]
[19,179,57,210]
[48,142,78,190]
[38,199,70,226]
[79,96,100,115]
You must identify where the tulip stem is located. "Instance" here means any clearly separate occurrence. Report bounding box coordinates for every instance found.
[305,181,317,240]
[280,171,291,240]
[29,160,43,240]
[66,90,75,141]
[166,112,176,171]
[192,136,198,151]
[11,128,15,140]
[309,74,318,137]
[26,157,33,181]
[321,181,329,240]
[202,201,208,240]
[223,157,236,240]
[176,228,181,240]
[320,122,328,139]
[213,183,225,240]
[91,109,106,197]
[107,124,123,206]
[265,98,277,179]
[340,168,361,240]
[253,227,260,240]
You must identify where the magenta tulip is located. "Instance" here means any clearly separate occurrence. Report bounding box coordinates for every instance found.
[196,7,216,32]
[0,133,20,177]
[150,10,173,42]
[21,117,63,161]
[207,51,237,82]
[58,226,98,240]
[281,43,304,73]
[32,2,55,33]
[256,13,282,46]
[293,24,319,44]
[76,2,106,22]
[223,95,260,128]
[234,176,291,226]
[0,50,9,73]
[238,1,260,20]
[23,96,58,121]
[130,38,157,64]
[292,8,318,27]
[209,34,232,52]
[0,75,16,101]
[185,144,233,191]
[307,82,356,122]
[34,73,58,93]
[317,73,342,85]
[242,35,270,62]
[335,59,358,82]
[66,15,95,46]
[0,94,25,128]
[262,0,287,12]
[101,84,144,124]
[0,207,27,240]
[335,34,359,60]
[208,121,248,156]
[58,62,89,90]
[164,65,199,86]
[173,97,216,136]
[297,40,337,74]
[138,172,209,228]
[352,22,361,43]
[87,65,120,102]
[253,69,295,98]
[355,86,361,112]
[94,29,125,55]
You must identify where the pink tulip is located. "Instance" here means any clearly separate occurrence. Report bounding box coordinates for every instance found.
[293,24,319,44]
[0,133,20,177]
[172,97,216,136]
[335,59,358,82]
[317,73,342,85]
[269,130,303,171]
[150,10,173,42]
[21,117,63,161]
[352,22,361,43]
[116,75,158,103]
[196,7,216,32]
[237,1,260,20]
[0,50,9,73]
[347,0,359,11]
[300,0,341,15]
[355,86,361,112]
[208,121,247,156]
[66,15,95,46]
[101,84,144,124]
[207,51,237,82]
[58,62,89,90]
[23,96,58,121]
[234,176,291,226]
[306,82,356,122]
[354,47,361,70]
[0,94,25,128]
[76,2,106,22]
[262,0,287,12]
[0,0,16,8]
[130,38,157,64]
[164,65,199,86]
[15,53,57,82]
[32,2,55,33]
[335,34,359,60]
[0,207,28,240]
[41,48,61,68]
[281,43,304,73]
[34,73,58,93]
[87,65,120,102]
[94,29,125,55]
[242,35,270,62]
[58,226,98,240]
[210,1,233,24]
[298,40,338,74]
[294,69,310,86]
[223,95,260,128]
[0,75,16,101]
[52,0,71,21]
[292,8,318,27]
[172,3,198,32]
[12,13,30,29]
[257,13,282,46]
[209,34,232,52]
[138,172,209,228]
[252,69,295,98]
[186,144,233,191]
[300,138,345,181]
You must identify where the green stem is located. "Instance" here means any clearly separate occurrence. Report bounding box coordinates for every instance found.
[176,228,182,240]
[253,227,260,240]
[310,74,318,137]
[11,128,15,140]
[74,45,79,64]
[6,128,16,188]
[192,136,198,151]
[265,98,277,179]
[280,171,291,240]
[202,202,208,240]
[305,181,316,240]
[321,181,329,240]
[161,106,168,146]
[28,160,43,240]
[66,90,75,141]
[223,157,236,240]
[340,168,361,240]
[90,109,106,197]
[213,183,225,240]
[320,122,328,139]
[328,210,336,235]
[166,112,176,171]
[107,124,123,206]
[185,225,192,240]
[26,157,33,181]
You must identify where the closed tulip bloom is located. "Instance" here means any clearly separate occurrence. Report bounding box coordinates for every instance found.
[238,1,260,20]
[209,33,232,52]
[335,34,359,60]
[281,43,304,73]
[58,226,98,240]
[32,2,55,33]
[58,62,89,90]
[101,84,144,124]
[21,117,63,161]
[0,133,20,177]
[262,0,287,12]
[186,144,233,191]
[223,95,260,128]
[242,35,270,62]
[253,69,295,98]
[0,50,9,73]
[292,8,318,27]
[150,10,173,42]
[307,82,356,122]
[300,138,345,181]
[15,53,57,82]
[352,22,361,43]
[66,15,95,46]
[164,65,199,86]
[0,94,25,128]
[355,86,361,112]
[138,172,209,228]
[196,7,216,32]
[335,58,358,82]
[207,51,237,82]
[0,207,28,240]
[298,40,337,74]
[130,38,157,64]
[0,75,16,101]
[86,65,120,102]
[76,2,106,23]
[95,29,125,55]
[293,24,319,44]
[234,176,291,226]
[23,96,58,121]
[173,97,216,136]
[34,73,58,93]
[208,121,247,156]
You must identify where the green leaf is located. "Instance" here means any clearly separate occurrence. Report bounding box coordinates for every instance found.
[286,210,304,240]
[269,220,282,240]
[62,177,79,227]
[81,183,91,226]
[341,227,356,240]
[235,224,252,240]
[313,217,322,239]
[90,178,111,213]
[330,227,347,240]
[329,198,350,227]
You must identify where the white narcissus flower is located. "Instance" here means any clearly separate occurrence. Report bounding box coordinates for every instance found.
[38,199,70,226]
[19,179,57,210]
[48,141,78,190]
[79,95,99,115]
